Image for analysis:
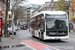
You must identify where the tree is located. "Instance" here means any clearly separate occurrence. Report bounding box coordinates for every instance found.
[55,0,71,18]
[15,6,26,19]
[55,0,66,11]
[4,0,28,37]
[11,0,28,26]
[4,0,9,37]
[11,0,21,26]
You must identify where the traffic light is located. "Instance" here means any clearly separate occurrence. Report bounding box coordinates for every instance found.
[0,11,4,16]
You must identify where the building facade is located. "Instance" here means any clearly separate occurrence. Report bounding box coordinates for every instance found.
[71,0,75,28]
[25,4,39,25]
[16,6,27,25]
[72,0,75,17]
[32,0,56,16]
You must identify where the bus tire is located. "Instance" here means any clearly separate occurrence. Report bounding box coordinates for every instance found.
[39,32,44,40]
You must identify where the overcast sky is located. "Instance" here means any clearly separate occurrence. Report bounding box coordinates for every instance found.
[21,0,58,6]
[28,0,58,5]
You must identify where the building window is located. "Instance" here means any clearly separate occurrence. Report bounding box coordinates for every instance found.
[51,9,53,11]
[47,3,50,6]
[51,3,54,7]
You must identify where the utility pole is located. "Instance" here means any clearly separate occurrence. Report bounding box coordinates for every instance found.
[4,0,9,37]
[12,7,15,39]
[8,0,11,27]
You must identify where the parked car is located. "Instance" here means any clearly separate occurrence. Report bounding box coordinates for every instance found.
[8,25,16,35]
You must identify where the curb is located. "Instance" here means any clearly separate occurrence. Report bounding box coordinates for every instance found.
[0,44,25,49]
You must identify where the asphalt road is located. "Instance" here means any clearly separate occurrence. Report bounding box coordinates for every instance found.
[17,29,75,50]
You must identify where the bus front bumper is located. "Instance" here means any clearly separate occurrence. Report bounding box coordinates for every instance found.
[44,36,69,40]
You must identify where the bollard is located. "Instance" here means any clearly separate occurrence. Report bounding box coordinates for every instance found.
[0,36,1,42]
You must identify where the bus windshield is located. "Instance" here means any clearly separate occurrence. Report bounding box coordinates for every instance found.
[46,14,68,31]
[23,25,27,28]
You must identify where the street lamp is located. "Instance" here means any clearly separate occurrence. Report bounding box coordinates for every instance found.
[7,11,12,24]
[11,7,15,39]
[8,11,12,15]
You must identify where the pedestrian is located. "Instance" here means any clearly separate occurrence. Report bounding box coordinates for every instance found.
[70,24,73,30]
[18,22,20,26]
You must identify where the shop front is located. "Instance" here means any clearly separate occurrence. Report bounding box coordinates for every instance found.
[70,17,75,32]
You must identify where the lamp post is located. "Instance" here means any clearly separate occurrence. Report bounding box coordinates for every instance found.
[7,11,12,37]
[8,11,12,22]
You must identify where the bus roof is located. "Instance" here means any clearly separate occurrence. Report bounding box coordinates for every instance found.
[31,11,67,18]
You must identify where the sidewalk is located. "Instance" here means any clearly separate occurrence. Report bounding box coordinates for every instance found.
[69,31,75,41]
[69,30,75,34]
[0,29,21,45]
[0,35,21,45]
[0,31,32,50]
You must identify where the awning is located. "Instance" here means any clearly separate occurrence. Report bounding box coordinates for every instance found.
[71,17,75,20]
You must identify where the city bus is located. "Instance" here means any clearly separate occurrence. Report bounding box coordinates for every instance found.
[20,24,28,30]
[30,11,69,40]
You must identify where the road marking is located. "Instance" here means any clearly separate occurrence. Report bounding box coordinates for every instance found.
[20,42,36,50]
[22,40,60,50]
[31,40,60,50]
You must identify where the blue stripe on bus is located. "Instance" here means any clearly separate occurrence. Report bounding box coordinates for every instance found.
[50,38,52,39]
[54,38,56,39]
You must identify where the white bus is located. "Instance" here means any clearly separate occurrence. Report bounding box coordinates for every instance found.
[30,11,69,40]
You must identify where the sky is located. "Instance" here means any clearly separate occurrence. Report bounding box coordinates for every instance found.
[28,0,58,5]
[21,0,58,6]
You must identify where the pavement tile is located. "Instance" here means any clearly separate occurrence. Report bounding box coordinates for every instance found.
[0,35,21,45]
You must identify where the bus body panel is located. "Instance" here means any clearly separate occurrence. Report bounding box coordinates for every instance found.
[34,30,39,37]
